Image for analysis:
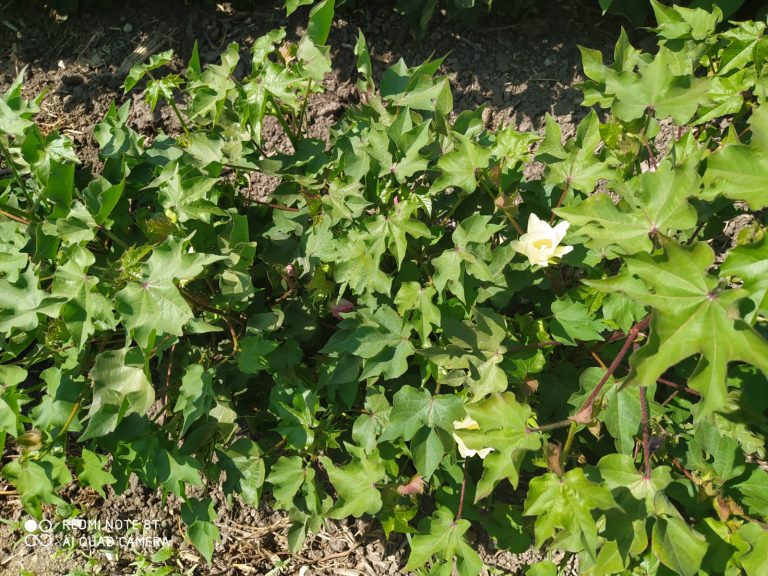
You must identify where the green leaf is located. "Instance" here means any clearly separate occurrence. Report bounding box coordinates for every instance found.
[651,517,708,576]
[181,497,221,562]
[285,0,314,15]
[173,364,215,435]
[82,348,154,440]
[598,453,672,500]
[267,456,307,509]
[41,159,74,218]
[51,246,116,348]
[116,236,223,347]
[2,455,71,517]
[605,47,711,124]
[457,393,542,501]
[703,106,768,210]
[404,508,482,574]
[0,268,61,336]
[524,468,616,557]
[411,427,445,480]
[550,296,608,345]
[556,157,700,255]
[76,449,116,498]
[219,439,265,507]
[378,385,463,443]
[306,0,335,45]
[586,240,768,418]
[395,282,441,341]
[721,234,768,319]
[735,468,768,516]
[431,133,491,193]
[538,111,616,194]
[321,450,385,518]
[155,447,203,499]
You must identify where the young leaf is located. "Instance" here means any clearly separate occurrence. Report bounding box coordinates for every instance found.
[75,449,116,499]
[524,468,616,557]
[320,450,385,518]
[181,497,221,562]
[404,508,482,574]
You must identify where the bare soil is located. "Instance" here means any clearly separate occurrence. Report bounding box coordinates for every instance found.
[0,1,625,574]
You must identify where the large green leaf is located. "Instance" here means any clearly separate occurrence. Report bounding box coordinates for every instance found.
[556,157,700,255]
[721,234,768,319]
[605,47,711,123]
[431,133,491,193]
[652,517,708,576]
[321,448,385,518]
[378,385,463,443]
[586,240,768,418]
[703,106,768,210]
[116,236,224,347]
[524,468,616,557]
[457,392,542,501]
[537,111,617,194]
[82,348,154,440]
[51,246,116,348]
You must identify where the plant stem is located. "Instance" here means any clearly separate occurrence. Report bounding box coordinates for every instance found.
[297,78,312,138]
[252,199,300,212]
[560,421,578,471]
[657,377,700,397]
[549,177,571,224]
[686,221,706,245]
[267,94,299,149]
[640,386,651,479]
[0,208,28,225]
[456,458,468,522]
[168,99,191,135]
[480,179,524,235]
[574,315,651,423]
[99,226,130,250]
[527,419,572,434]
[0,137,32,206]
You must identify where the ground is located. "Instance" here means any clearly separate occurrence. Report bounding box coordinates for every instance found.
[0,1,625,574]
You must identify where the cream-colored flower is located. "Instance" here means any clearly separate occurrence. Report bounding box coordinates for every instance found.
[453,415,480,430]
[452,416,494,459]
[511,213,573,267]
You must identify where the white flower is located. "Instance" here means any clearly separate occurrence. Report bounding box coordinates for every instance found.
[453,415,481,430]
[452,416,494,459]
[511,213,573,267]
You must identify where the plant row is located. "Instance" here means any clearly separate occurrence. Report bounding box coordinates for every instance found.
[1,1,768,574]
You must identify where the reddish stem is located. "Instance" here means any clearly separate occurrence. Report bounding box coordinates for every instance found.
[577,316,651,420]
[640,386,651,479]
[456,459,468,522]
[657,377,700,397]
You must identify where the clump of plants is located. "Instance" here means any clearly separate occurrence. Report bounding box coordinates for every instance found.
[2,1,768,574]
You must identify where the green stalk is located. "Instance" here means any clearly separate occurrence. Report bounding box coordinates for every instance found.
[168,99,191,135]
[268,94,299,149]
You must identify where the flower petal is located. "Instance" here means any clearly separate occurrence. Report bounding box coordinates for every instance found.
[554,245,574,258]
[453,415,480,430]
[552,220,570,242]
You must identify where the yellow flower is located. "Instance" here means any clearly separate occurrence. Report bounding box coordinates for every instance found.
[452,416,494,459]
[511,213,573,267]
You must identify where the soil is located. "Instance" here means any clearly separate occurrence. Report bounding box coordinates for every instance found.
[0,1,627,574]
